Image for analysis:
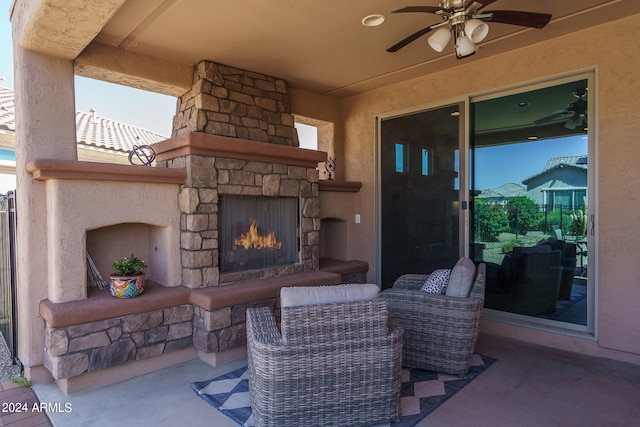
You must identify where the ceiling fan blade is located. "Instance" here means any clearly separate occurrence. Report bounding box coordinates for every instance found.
[485,10,552,29]
[477,0,500,9]
[534,109,572,125]
[387,26,435,52]
[391,6,442,14]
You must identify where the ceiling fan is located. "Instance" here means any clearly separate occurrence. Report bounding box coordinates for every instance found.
[387,0,552,59]
[534,88,588,130]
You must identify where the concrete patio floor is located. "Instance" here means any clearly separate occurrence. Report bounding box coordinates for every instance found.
[5,333,639,426]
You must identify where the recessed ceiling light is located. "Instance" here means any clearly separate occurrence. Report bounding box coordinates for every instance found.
[450,111,460,117]
[362,14,385,27]
[528,136,538,140]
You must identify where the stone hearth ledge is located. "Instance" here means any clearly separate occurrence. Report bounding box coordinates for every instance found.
[38,265,368,392]
[40,270,344,329]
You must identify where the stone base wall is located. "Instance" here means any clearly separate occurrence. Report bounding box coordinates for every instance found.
[193,298,278,353]
[43,305,194,380]
[42,299,281,380]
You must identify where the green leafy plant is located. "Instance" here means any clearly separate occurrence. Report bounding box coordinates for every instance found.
[11,372,32,388]
[506,196,542,236]
[474,199,509,242]
[112,254,147,276]
[569,197,588,237]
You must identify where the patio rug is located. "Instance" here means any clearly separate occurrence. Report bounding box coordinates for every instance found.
[191,354,495,427]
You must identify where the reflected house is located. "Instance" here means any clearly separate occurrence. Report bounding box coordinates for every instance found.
[523,155,588,211]
[476,182,526,205]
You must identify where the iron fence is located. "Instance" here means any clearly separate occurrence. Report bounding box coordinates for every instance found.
[0,191,17,363]
[473,202,585,242]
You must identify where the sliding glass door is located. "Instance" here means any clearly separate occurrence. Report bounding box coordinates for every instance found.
[377,102,467,289]
[376,72,594,334]
[470,76,594,332]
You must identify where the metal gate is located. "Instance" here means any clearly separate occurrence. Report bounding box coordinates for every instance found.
[0,191,17,363]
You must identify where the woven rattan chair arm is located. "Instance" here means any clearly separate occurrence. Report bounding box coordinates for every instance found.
[246,306,285,347]
[392,274,429,290]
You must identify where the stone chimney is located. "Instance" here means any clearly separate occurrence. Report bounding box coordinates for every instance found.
[172,60,299,146]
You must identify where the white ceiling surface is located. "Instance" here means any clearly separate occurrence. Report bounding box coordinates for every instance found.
[91,0,640,98]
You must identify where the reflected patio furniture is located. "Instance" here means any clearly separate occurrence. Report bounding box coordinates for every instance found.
[380,263,486,376]
[246,294,403,427]
[576,238,587,277]
[538,237,577,300]
[485,247,562,316]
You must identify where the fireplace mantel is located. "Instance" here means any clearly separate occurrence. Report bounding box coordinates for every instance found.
[154,132,327,168]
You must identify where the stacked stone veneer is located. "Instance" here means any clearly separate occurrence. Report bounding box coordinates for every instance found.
[192,298,278,354]
[43,299,286,380]
[43,305,194,379]
[173,60,299,147]
[159,60,322,287]
[161,153,320,287]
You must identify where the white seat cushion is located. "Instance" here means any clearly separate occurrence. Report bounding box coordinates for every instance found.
[280,283,380,308]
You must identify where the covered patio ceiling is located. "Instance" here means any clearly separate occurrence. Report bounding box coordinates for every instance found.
[10,0,640,135]
[12,0,640,98]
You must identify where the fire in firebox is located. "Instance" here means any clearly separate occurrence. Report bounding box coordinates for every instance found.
[234,219,283,250]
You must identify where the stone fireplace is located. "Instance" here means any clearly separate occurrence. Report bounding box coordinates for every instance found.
[155,60,327,287]
[155,132,325,286]
[35,60,366,390]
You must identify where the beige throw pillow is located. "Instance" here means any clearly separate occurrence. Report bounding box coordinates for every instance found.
[445,257,476,298]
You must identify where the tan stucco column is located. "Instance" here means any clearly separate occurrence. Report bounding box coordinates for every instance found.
[12,42,76,377]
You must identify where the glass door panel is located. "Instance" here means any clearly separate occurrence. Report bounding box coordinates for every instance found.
[471,78,590,328]
[379,104,464,289]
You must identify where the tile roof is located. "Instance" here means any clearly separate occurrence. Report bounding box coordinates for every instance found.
[0,86,14,132]
[542,155,588,171]
[477,183,526,199]
[0,86,168,154]
[76,110,167,153]
[522,155,588,184]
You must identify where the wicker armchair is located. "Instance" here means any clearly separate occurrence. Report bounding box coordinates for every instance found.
[246,297,403,427]
[380,263,486,376]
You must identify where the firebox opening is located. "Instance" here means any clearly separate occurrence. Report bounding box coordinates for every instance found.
[219,195,300,273]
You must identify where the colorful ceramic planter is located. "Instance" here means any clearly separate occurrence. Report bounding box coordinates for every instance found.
[109,274,144,298]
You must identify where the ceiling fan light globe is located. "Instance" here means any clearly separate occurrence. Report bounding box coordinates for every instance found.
[456,35,476,58]
[465,19,489,43]
[428,27,451,52]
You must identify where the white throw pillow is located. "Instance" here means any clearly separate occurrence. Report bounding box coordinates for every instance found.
[420,269,451,294]
[445,257,476,298]
[280,283,380,308]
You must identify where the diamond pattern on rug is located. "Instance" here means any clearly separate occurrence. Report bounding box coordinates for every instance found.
[191,354,495,427]
[191,367,254,426]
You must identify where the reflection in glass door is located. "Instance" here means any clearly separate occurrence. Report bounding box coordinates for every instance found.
[378,103,465,289]
[471,78,592,329]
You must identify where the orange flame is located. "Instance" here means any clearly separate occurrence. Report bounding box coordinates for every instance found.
[234,219,283,250]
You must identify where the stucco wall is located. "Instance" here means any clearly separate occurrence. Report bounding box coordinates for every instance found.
[46,179,182,303]
[331,15,640,361]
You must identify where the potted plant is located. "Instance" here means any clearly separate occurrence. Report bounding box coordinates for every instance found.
[109,253,147,298]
